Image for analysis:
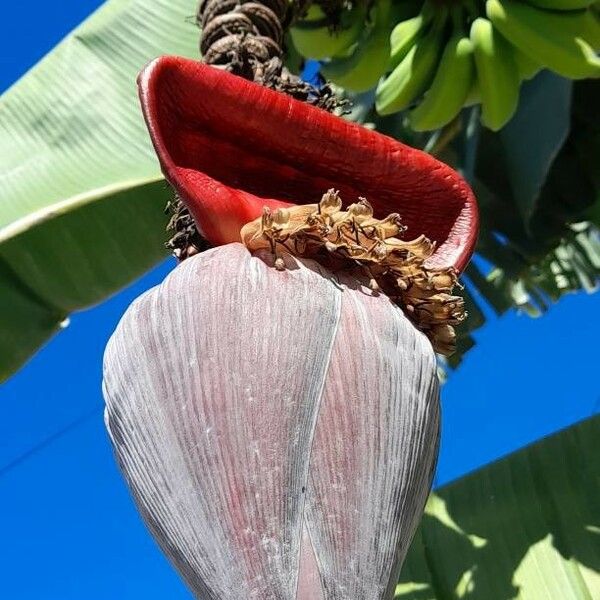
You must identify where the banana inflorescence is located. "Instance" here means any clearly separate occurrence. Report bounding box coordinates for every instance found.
[292,0,600,131]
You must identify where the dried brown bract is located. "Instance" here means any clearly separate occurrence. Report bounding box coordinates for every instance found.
[241,189,466,355]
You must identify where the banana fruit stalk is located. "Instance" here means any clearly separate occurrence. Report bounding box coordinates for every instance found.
[486,0,600,80]
[321,0,392,93]
[471,17,520,132]
[376,10,447,116]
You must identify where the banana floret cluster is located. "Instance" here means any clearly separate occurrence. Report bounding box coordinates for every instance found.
[291,0,600,131]
[241,189,466,356]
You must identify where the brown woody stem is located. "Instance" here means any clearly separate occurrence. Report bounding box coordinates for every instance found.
[198,0,339,110]
[166,0,340,260]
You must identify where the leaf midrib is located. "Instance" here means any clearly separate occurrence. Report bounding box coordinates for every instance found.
[0,175,164,244]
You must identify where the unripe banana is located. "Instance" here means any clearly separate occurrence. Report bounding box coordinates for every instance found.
[513,46,542,81]
[321,0,392,92]
[376,10,447,116]
[389,3,434,70]
[583,8,600,50]
[471,17,520,131]
[486,0,600,79]
[464,77,481,107]
[290,3,366,60]
[409,33,475,131]
[523,0,595,10]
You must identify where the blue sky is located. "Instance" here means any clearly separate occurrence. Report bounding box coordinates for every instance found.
[0,3,599,598]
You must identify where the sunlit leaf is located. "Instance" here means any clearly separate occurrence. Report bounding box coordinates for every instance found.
[398,415,600,599]
[0,0,198,379]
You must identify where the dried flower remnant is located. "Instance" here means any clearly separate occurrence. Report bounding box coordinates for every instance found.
[242,190,466,355]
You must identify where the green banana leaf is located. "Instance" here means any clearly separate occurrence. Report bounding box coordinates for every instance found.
[499,72,572,227]
[0,0,199,380]
[399,415,600,599]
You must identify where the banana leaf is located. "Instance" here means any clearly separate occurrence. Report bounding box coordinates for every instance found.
[0,0,198,380]
[398,414,600,599]
[499,72,572,227]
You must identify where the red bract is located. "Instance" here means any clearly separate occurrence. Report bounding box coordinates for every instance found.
[138,56,478,272]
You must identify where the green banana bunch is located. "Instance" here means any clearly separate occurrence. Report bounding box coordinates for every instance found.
[376,9,448,116]
[314,0,600,133]
[409,11,475,131]
[471,17,520,131]
[389,2,434,70]
[321,0,392,92]
[522,0,596,10]
[290,3,366,60]
[486,0,600,80]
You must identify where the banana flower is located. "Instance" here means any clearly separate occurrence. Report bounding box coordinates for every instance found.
[103,57,478,599]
